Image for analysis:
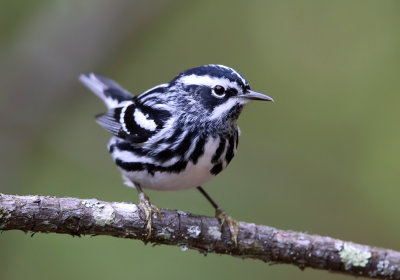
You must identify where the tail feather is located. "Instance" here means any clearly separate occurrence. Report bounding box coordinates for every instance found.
[79,73,132,109]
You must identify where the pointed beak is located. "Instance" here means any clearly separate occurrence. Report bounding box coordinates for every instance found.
[239,90,274,102]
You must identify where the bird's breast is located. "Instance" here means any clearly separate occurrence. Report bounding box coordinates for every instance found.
[108,129,239,191]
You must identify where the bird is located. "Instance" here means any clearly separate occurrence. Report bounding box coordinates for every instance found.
[80,64,273,246]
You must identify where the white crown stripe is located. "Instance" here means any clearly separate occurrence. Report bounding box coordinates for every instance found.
[214,64,248,86]
[177,74,241,92]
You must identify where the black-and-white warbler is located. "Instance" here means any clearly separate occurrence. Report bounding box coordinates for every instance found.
[80,64,273,245]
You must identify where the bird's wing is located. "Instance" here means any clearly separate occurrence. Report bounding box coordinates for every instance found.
[96,94,172,144]
[80,73,133,109]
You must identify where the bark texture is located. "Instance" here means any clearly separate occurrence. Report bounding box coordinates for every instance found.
[1,193,399,279]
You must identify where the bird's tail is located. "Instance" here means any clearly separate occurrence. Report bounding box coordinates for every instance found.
[79,73,132,109]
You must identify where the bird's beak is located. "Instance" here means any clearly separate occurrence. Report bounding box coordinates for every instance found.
[239,90,274,102]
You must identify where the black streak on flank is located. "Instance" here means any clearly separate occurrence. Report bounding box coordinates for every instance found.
[108,143,115,153]
[211,137,226,164]
[115,159,187,176]
[225,135,235,164]
[210,162,223,175]
[174,132,194,158]
[154,149,174,163]
[235,129,239,149]
[189,137,205,164]
[115,140,149,157]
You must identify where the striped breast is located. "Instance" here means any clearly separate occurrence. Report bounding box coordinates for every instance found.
[108,128,239,191]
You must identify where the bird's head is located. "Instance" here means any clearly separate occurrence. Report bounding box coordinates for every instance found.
[171,64,273,122]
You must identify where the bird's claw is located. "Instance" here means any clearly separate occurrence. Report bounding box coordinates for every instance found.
[139,193,160,239]
[216,208,240,246]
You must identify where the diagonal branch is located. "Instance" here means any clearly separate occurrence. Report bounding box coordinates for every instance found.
[1,193,399,279]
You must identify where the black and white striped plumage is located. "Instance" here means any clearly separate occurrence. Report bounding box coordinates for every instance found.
[80,65,273,192]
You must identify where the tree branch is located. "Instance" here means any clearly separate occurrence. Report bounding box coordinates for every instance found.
[1,193,399,279]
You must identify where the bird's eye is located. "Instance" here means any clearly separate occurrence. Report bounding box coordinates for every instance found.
[212,85,225,98]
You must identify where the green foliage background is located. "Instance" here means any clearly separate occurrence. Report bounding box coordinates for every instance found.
[1,1,399,279]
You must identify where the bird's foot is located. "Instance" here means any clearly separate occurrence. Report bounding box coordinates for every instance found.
[138,192,161,239]
[216,208,240,246]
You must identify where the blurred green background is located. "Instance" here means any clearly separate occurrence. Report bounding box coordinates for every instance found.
[1,1,399,279]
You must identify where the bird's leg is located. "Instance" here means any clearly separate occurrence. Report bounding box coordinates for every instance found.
[136,184,160,239]
[197,186,240,246]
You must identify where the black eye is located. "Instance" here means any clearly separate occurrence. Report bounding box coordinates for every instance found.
[213,85,225,97]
